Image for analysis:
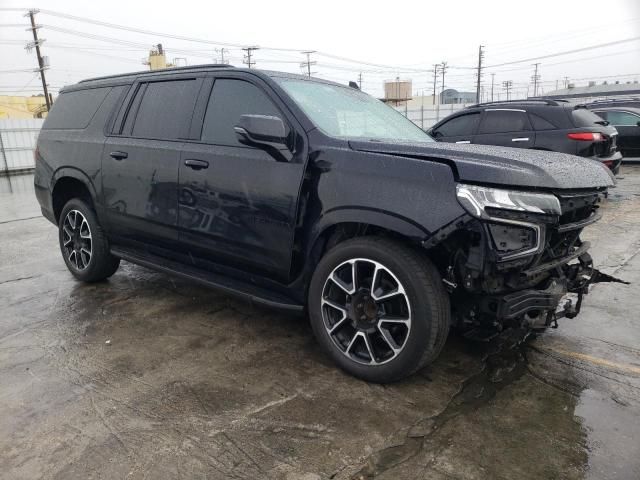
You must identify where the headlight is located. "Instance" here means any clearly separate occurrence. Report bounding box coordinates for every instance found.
[456,184,561,220]
[456,184,561,261]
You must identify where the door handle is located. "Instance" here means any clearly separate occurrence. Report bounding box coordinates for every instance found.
[184,159,209,170]
[109,151,128,160]
[455,140,471,144]
[511,137,530,142]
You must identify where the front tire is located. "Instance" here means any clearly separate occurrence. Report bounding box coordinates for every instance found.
[308,237,450,383]
[58,198,120,282]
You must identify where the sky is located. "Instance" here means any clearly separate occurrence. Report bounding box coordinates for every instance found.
[1,0,639,100]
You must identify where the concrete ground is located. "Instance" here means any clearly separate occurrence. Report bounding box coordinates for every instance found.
[1,167,639,480]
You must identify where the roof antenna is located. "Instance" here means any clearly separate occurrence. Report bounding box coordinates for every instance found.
[348,81,360,90]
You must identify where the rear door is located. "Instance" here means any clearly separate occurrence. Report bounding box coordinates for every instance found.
[102,76,202,249]
[594,110,640,158]
[177,74,307,280]
[430,112,481,144]
[474,109,535,148]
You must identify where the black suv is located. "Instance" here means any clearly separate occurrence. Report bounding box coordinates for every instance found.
[589,106,640,160]
[427,99,622,174]
[35,66,618,382]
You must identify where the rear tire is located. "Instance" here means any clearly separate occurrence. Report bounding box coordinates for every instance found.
[58,198,120,282]
[308,237,450,383]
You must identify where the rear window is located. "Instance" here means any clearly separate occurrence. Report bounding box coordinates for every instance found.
[571,108,607,127]
[478,110,531,134]
[129,79,199,140]
[43,87,111,129]
[529,113,557,130]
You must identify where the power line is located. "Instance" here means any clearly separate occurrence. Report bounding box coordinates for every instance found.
[486,36,640,68]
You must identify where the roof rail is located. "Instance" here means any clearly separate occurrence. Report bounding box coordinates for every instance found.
[79,64,235,84]
[586,96,640,104]
[467,98,562,108]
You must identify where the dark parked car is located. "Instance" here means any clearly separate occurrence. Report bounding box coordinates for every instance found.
[589,107,640,160]
[35,66,620,382]
[427,99,622,174]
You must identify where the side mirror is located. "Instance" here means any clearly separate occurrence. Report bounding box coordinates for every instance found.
[234,114,291,161]
[636,121,640,127]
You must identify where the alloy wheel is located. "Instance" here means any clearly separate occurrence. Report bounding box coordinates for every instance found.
[62,209,92,271]
[321,258,412,365]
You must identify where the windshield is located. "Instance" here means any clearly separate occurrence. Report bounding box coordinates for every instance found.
[276,78,434,143]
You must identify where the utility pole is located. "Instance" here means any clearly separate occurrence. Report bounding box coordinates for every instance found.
[242,46,259,68]
[357,72,363,90]
[215,48,229,64]
[490,73,495,102]
[502,80,513,101]
[432,64,440,105]
[301,50,316,77]
[475,45,484,103]
[440,61,447,103]
[26,9,51,111]
[563,76,570,88]
[531,63,541,97]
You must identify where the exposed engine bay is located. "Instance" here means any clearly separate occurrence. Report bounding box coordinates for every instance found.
[428,185,629,340]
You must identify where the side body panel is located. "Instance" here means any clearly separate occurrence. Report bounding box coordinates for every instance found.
[35,84,129,224]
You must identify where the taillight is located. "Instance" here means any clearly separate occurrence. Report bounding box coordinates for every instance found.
[567,132,603,141]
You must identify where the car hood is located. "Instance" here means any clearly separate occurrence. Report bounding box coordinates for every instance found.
[348,140,615,190]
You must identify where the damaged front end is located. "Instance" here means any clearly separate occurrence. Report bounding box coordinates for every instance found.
[430,184,628,340]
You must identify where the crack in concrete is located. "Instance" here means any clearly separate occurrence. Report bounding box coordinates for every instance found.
[349,330,532,479]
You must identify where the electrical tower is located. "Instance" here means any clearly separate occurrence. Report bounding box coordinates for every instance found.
[242,46,259,68]
[358,72,363,90]
[563,76,570,88]
[531,63,541,97]
[300,51,316,77]
[475,45,484,103]
[25,9,51,111]
[502,80,513,100]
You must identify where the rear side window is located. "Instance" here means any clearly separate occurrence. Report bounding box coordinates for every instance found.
[435,112,480,137]
[130,79,199,140]
[529,113,557,130]
[479,110,531,134]
[43,87,111,129]
[201,79,281,146]
[596,110,640,126]
[571,108,607,127]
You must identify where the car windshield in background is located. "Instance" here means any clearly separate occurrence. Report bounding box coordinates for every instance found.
[276,78,434,143]
[572,108,609,127]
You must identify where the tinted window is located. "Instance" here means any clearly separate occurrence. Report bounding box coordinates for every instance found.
[436,113,480,137]
[479,110,531,134]
[131,79,199,139]
[529,113,557,130]
[597,110,640,126]
[201,79,281,145]
[43,87,111,129]
[571,108,608,127]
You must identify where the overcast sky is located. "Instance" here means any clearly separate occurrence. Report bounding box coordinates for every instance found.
[1,0,639,99]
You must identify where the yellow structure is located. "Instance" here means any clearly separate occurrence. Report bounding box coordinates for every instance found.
[0,95,50,119]
[145,43,174,71]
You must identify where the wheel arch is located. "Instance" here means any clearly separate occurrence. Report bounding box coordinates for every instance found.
[51,167,99,223]
[290,208,431,299]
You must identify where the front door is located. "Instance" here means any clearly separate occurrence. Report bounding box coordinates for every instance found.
[178,76,306,280]
[101,77,201,249]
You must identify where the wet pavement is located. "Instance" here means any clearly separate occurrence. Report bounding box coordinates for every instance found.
[1,167,639,480]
